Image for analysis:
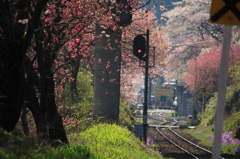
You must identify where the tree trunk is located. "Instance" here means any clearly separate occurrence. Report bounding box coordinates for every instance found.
[25,49,68,144]
[0,0,48,132]
[46,69,68,144]
[21,105,29,136]
[0,0,26,131]
[70,57,81,99]
[93,25,121,120]
[24,56,48,139]
[0,59,24,131]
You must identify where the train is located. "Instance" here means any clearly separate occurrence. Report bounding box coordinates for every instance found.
[135,85,175,108]
[154,85,175,107]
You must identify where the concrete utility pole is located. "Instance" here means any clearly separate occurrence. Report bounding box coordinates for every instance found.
[93,0,132,120]
[93,26,121,120]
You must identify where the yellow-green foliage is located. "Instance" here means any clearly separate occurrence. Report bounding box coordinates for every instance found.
[224,111,240,136]
[60,69,94,133]
[119,101,135,126]
[199,62,240,129]
[199,93,217,127]
[200,90,240,132]
[73,123,162,159]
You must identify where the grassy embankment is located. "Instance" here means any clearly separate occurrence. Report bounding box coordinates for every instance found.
[184,92,240,157]
[0,123,164,159]
[0,70,167,159]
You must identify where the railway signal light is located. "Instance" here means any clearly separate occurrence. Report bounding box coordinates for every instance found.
[133,35,146,60]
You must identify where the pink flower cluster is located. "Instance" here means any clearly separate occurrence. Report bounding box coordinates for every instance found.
[206,131,240,145]
[109,78,116,82]
[62,117,81,129]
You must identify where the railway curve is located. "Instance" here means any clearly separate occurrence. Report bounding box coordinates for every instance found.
[147,111,228,159]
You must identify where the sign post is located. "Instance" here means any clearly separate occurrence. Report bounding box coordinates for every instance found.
[211,25,232,159]
[210,0,240,25]
[133,30,150,144]
[143,29,149,144]
[210,0,239,159]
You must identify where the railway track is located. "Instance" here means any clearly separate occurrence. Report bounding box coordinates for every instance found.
[149,112,178,126]
[149,112,225,159]
[135,110,234,158]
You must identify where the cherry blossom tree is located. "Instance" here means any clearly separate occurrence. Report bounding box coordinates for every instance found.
[23,0,113,142]
[160,0,224,84]
[164,36,218,84]
[120,8,169,104]
[0,0,169,141]
[0,0,137,142]
[184,45,240,95]
[92,1,170,117]
[161,0,223,42]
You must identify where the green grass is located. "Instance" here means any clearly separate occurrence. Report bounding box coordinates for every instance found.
[134,117,152,124]
[188,89,240,156]
[0,124,164,159]
[184,125,240,155]
[184,126,214,147]
[0,133,94,159]
[68,123,163,159]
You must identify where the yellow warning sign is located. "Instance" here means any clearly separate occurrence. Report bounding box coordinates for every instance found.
[210,0,240,25]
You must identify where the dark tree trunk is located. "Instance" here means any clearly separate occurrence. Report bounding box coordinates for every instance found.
[21,105,29,136]
[0,58,24,131]
[70,58,81,99]
[0,0,68,144]
[24,41,68,143]
[34,29,68,143]
[0,0,49,131]
[46,69,68,143]
[24,56,48,139]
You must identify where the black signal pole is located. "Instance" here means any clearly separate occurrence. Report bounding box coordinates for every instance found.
[143,29,149,144]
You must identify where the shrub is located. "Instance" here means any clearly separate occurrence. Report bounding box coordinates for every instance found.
[206,131,240,145]
[119,100,135,127]
[199,92,217,127]
[59,69,94,133]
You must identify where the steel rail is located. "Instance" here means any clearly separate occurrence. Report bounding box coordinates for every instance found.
[156,127,199,159]
[152,111,225,159]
